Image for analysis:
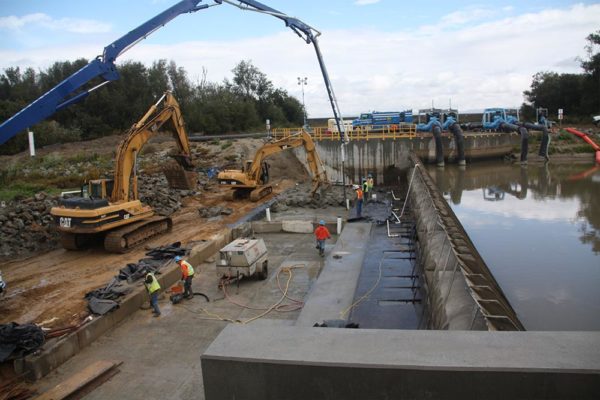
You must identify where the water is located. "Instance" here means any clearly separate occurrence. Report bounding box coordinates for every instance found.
[427,161,600,331]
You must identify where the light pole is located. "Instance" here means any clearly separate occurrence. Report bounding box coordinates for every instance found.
[297,76,308,128]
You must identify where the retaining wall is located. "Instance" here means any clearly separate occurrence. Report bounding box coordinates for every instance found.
[296,132,518,184]
[408,159,523,331]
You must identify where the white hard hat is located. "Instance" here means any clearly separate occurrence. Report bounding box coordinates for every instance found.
[352,185,359,190]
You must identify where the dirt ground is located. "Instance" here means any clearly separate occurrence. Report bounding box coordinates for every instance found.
[0,135,309,330]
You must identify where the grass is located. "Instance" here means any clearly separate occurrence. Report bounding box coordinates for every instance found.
[0,152,111,201]
[220,140,233,150]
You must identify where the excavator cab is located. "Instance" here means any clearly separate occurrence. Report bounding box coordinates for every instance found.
[88,179,114,200]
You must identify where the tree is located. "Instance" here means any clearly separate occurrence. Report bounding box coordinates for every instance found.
[580,30,600,113]
[522,30,600,118]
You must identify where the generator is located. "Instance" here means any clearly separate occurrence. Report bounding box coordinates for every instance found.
[217,238,268,281]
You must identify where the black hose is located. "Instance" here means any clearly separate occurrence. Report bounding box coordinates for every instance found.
[448,123,465,162]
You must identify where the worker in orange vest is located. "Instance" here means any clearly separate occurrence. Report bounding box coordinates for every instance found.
[353,184,364,217]
[175,256,195,299]
[314,220,332,257]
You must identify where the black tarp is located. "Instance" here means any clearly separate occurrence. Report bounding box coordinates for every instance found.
[0,322,45,362]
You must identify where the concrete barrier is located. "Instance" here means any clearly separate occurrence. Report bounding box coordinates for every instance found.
[202,325,600,400]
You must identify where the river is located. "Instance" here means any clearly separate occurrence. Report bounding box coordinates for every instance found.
[427,161,600,331]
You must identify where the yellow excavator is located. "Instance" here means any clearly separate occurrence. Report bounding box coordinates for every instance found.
[217,130,329,201]
[50,91,196,253]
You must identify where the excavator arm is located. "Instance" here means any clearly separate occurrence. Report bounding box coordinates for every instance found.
[248,131,327,187]
[112,92,193,202]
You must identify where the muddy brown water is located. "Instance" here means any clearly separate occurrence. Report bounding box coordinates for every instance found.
[427,161,600,330]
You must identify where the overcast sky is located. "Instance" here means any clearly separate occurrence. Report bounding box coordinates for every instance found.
[1,0,599,118]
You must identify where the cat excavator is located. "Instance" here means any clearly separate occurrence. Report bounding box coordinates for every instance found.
[50,92,196,253]
[217,130,329,201]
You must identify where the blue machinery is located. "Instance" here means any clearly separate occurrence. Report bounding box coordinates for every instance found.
[0,0,347,146]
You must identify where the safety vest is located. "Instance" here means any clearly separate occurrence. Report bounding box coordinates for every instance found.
[145,273,160,294]
[367,178,374,190]
[356,188,364,200]
[180,260,194,277]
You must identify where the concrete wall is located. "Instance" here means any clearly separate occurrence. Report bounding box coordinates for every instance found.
[202,325,600,400]
[408,163,523,331]
[295,132,518,184]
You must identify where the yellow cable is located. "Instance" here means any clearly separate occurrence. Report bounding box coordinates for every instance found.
[339,256,384,319]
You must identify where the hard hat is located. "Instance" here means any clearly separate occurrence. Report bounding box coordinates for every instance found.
[174,256,182,262]
[352,185,359,190]
[368,173,372,178]
[319,220,325,225]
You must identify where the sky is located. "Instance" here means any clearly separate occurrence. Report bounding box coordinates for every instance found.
[0,0,599,118]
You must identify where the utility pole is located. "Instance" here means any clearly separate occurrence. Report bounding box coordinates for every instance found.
[297,77,308,128]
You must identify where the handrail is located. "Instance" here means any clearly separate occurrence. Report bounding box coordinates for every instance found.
[271,124,418,141]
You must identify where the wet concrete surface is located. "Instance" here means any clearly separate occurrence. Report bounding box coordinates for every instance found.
[348,194,425,329]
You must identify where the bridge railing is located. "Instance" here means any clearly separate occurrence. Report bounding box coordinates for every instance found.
[271,124,417,141]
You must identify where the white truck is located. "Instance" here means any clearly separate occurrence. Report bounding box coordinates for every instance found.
[217,238,269,281]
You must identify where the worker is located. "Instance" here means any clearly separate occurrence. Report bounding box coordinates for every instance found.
[367,174,374,197]
[144,272,161,317]
[314,220,331,257]
[362,177,368,194]
[353,184,364,218]
[175,256,195,299]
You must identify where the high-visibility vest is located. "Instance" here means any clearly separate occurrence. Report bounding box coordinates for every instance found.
[367,178,374,190]
[356,188,364,200]
[145,273,160,294]
[180,260,194,277]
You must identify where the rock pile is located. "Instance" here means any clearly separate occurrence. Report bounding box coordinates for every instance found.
[272,183,346,211]
[0,192,60,259]
[138,174,197,216]
[198,206,233,218]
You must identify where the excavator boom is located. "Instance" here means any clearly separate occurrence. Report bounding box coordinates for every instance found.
[112,91,194,202]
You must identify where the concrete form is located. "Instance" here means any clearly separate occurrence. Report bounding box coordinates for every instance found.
[202,325,600,400]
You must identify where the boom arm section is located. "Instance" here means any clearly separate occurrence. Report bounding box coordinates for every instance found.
[0,0,208,145]
[112,92,193,202]
[218,0,347,142]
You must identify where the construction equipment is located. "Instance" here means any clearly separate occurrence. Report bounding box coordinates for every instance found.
[217,130,329,201]
[217,238,269,282]
[1,0,347,147]
[50,92,195,253]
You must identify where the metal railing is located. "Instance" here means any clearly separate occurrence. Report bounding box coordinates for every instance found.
[271,124,417,141]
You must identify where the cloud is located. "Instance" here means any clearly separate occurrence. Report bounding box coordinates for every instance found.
[0,13,111,34]
[354,0,380,5]
[1,3,599,118]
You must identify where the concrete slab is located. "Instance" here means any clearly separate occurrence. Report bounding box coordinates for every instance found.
[295,222,372,327]
[202,325,600,400]
[281,220,313,233]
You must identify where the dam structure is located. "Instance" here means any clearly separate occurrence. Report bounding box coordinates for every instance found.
[202,132,600,400]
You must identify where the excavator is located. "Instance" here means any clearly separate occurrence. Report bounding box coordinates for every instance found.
[50,91,196,253]
[218,130,329,201]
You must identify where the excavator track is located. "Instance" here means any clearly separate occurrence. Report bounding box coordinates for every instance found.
[60,232,91,250]
[250,185,273,202]
[104,216,173,253]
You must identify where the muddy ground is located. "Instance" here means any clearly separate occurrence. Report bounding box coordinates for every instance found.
[0,135,311,330]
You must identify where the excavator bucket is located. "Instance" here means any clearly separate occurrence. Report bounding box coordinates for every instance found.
[163,161,198,190]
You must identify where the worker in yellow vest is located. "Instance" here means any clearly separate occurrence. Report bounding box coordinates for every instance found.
[175,256,195,299]
[367,174,374,200]
[144,272,161,317]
